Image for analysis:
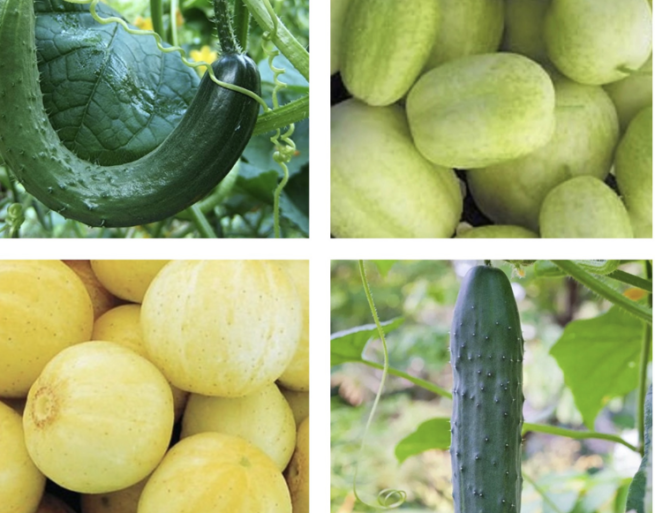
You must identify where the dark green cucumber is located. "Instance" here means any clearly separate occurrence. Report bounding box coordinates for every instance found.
[0,0,260,227]
[450,265,524,513]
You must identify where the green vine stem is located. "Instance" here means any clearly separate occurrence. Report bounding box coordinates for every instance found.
[233,0,251,52]
[607,269,653,293]
[149,0,165,39]
[253,95,308,135]
[360,359,452,399]
[553,260,652,325]
[188,204,218,238]
[242,0,309,81]
[214,0,239,54]
[354,260,406,510]
[170,0,179,47]
[522,422,639,453]
[637,260,652,456]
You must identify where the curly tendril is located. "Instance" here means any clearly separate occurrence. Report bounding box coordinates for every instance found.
[63,0,268,110]
[261,0,297,238]
[354,261,407,510]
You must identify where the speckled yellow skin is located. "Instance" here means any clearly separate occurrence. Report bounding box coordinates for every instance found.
[539,177,634,238]
[90,260,169,303]
[615,107,652,238]
[139,433,291,513]
[341,0,439,106]
[425,0,504,71]
[407,53,556,169]
[23,341,174,494]
[63,260,119,320]
[92,304,189,421]
[280,387,309,426]
[0,401,45,513]
[467,77,619,232]
[182,383,296,470]
[331,99,462,238]
[0,260,94,398]
[141,260,302,397]
[80,477,147,513]
[285,418,309,513]
[545,0,652,85]
[277,261,309,392]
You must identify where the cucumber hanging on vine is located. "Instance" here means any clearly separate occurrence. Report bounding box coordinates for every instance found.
[0,0,260,227]
[450,264,524,513]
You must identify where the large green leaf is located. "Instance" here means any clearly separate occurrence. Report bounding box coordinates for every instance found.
[395,417,451,463]
[626,384,652,513]
[550,307,644,429]
[35,0,199,165]
[330,318,405,366]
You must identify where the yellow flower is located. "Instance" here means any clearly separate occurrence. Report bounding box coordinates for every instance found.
[190,46,218,75]
[134,16,153,31]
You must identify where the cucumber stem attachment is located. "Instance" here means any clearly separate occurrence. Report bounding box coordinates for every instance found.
[214,0,239,54]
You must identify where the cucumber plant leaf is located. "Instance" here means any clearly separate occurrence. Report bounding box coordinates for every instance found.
[35,0,199,165]
[626,385,652,513]
[395,417,451,463]
[550,307,644,429]
[331,318,405,366]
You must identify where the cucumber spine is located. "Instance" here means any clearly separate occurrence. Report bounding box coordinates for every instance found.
[0,0,260,227]
[450,265,524,512]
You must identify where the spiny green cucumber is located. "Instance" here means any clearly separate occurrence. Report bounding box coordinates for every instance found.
[0,0,260,227]
[450,265,524,513]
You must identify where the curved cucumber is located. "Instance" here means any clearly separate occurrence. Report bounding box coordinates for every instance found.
[0,0,260,227]
[450,265,524,512]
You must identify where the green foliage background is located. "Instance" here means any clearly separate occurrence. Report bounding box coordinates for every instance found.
[331,260,649,513]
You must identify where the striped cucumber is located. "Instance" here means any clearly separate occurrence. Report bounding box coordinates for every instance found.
[450,265,524,512]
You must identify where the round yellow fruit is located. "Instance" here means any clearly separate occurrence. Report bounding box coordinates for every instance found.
[0,401,45,513]
[0,260,94,397]
[90,260,169,303]
[23,341,174,493]
[277,261,309,392]
[181,383,296,470]
[92,305,189,420]
[285,418,309,513]
[280,387,309,426]
[63,260,119,319]
[138,432,292,513]
[141,261,302,397]
[81,477,148,513]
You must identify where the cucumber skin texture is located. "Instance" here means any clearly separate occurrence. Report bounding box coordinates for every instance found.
[615,107,652,239]
[0,0,260,227]
[450,265,523,513]
[341,0,439,106]
[406,53,556,169]
[331,99,463,238]
[544,0,652,85]
[539,176,634,238]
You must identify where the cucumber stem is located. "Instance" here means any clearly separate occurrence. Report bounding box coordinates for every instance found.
[150,0,165,39]
[233,0,250,52]
[214,0,239,54]
[553,260,652,325]
[522,422,639,453]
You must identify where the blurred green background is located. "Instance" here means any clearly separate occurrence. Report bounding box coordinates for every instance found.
[330,260,647,513]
